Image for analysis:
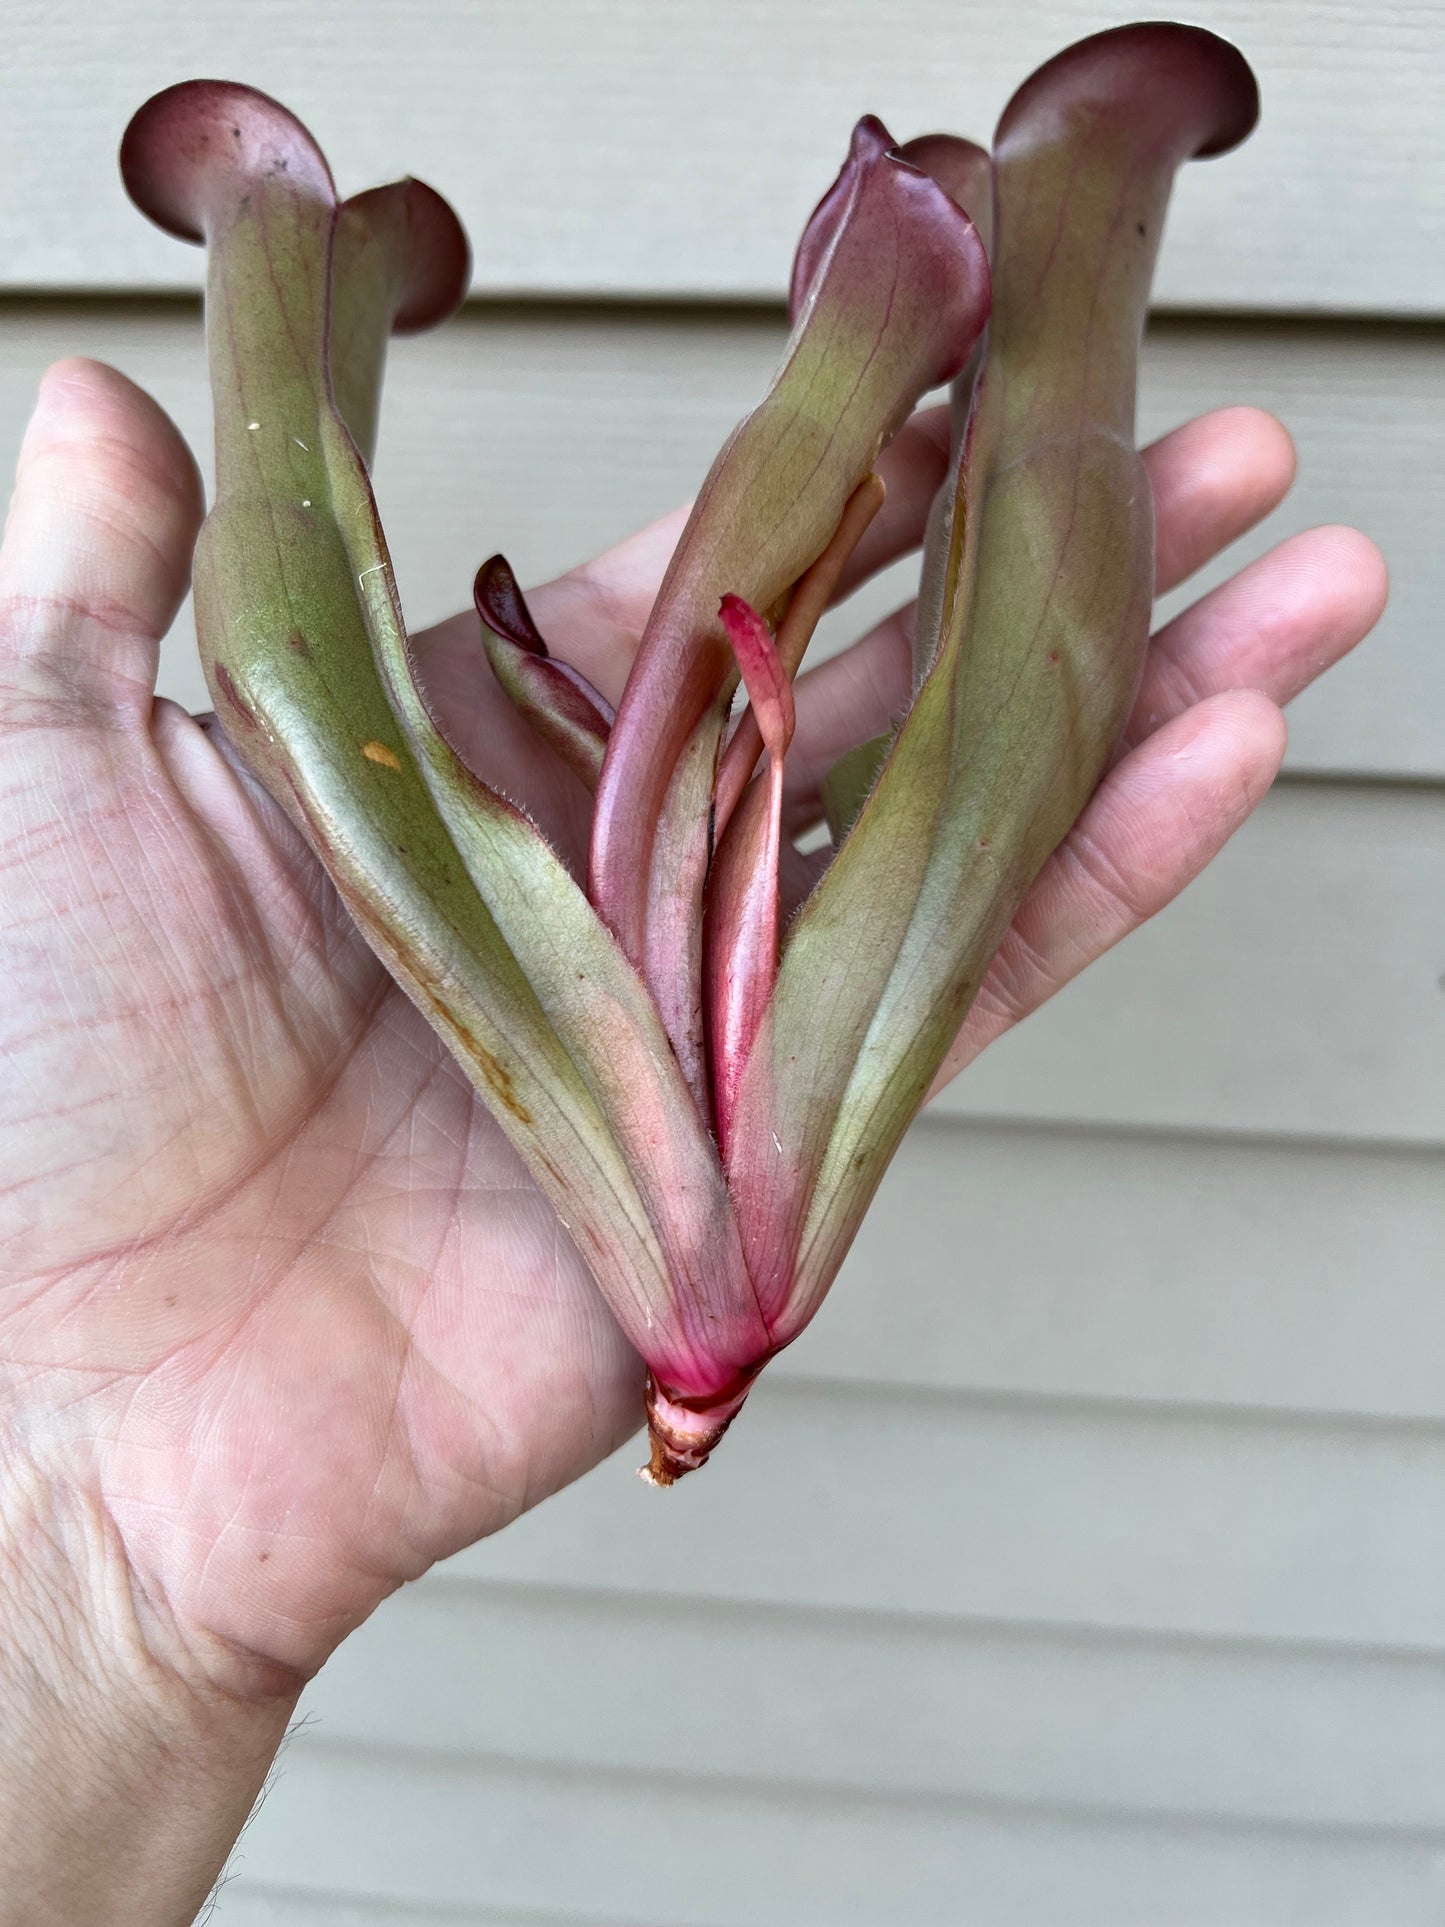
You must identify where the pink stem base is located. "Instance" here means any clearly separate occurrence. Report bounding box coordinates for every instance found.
[640,1367,767,1486]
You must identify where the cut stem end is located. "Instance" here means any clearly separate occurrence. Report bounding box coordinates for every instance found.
[638,1369,761,1486]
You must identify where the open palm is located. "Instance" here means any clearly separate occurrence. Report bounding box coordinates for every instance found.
[0,360,1384,1696]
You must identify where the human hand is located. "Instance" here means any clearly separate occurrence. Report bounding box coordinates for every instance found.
[0,358,1385,1713]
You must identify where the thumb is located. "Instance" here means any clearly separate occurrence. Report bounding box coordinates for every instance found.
[0,358,204,721]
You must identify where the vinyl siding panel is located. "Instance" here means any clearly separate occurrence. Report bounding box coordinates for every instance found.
[802,1121,1445,1420]
[4,0,1442,314]
[223,1743,1442,1927]
[0,304,1438,778]
[6,314,1439,1145]
[301,1578,1445,1830]
[0,7,1438,1922]
[451,1384,1445,1649]
[935,783,1445,1143]
[214,1898,592,1927]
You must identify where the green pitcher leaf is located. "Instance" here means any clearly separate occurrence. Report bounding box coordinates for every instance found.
[726,25,1259,1335]
[588,115,991,1098]
[118,30,1263,1485]
[120,81,765,1390]
[819,732,891,846]
[323,414,765,1388]
[328,176,472,467]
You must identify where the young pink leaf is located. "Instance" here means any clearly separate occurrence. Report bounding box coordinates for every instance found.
[706,597,795,1151]
[713,471,883,839]
[718,594,795,754]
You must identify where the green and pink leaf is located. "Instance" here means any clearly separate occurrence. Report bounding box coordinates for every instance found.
[588,115,992,1098]
[726,24,1260,1337]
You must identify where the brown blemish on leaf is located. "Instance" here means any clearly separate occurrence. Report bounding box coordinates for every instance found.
[362,740,402,770]
[468,1041,532,1125]
[412,982,536,1128]
[271,798,536,1136]
[285,630,310,657]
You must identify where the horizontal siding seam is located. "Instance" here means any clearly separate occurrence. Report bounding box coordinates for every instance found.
[2,290,1444,334]
[760,1371,1445,1440]
[903,1108,1445,1166]
[279,1732,1445,1850]
[220,1879,671,1927]
[917,1112,1445,1156]
[1272,769,1445,798]
[410,1571,1445,1672]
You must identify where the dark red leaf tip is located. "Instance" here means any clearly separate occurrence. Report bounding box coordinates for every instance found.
[474,554,550,658]
[341,178,471,333]
[788,114,895,322]
[120,80,336,246]
[895,134,993,247]
[787,113,991,388]
[994,24,1259,166]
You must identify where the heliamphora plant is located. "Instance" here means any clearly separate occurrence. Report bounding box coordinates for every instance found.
[121,24,1257,1482]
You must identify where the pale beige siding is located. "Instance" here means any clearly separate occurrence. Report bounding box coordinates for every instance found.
[1,307,1440,778]
[4,2,1442,311]
[3,1,1442,1921]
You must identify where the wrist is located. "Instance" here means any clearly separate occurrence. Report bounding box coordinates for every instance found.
[0,1454,297,1926]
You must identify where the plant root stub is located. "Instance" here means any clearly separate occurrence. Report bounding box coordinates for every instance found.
[639,1371,756,1485]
